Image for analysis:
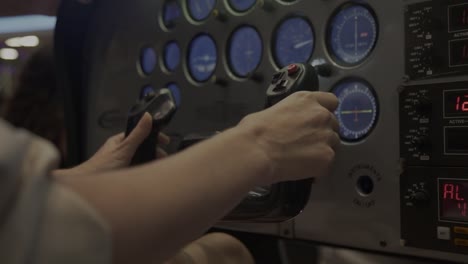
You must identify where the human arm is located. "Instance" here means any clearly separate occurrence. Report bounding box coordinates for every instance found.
[1,0,60,16]
[57,91,340,264]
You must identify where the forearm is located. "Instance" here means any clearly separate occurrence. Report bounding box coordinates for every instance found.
[58,126,271,264]
[52,164,98,178]
[53,157,113,178]
[1,0,60,16]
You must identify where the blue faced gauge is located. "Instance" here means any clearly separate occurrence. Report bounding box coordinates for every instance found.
[188,34,217,82]
[228,0,256,12]
[332,80,378,142]
[187,0,216,21]
[139,47,157,75]
[328,4,378,65]
[228,26,263,77]
[162,0,181,29]
[164,41,181,72]
[274,17,315,68]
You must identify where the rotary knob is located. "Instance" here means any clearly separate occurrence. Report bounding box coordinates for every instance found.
[411,189,430,203]
[417,96,432,114]
[416,135,432,153]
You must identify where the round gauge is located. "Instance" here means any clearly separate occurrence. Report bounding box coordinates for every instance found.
[187,0,216,21]
[188,34,217,82]
[140,85,155,99]
[332,79,378,142]
[228,26,263,77]
[228,0,256,12]
[273,17,314,68]
[139,47,157,75]
[328,4,378,66]
[162,0,182,29]
[166,83,182,107]
[164,41,181,72]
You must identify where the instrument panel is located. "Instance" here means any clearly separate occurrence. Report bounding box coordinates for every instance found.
[55,0,468,263]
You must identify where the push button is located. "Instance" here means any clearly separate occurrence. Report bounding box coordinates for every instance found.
[437,226,451,240]
[287,64,300,76]
[454,238,468,247]
[454,226,468,235]
[273,80,289,92]
[271,72,284,84]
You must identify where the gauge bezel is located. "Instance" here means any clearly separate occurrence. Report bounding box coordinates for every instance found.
[331,77,380,143]
[271,15,315,69]
[184,0,218,23]
[277,0,301,5]
[226,25,264,79]
[159,0,182,32]
[326,2,379,68]
[137,45,157,77]
[186,33,218,84]
[225,0,257,14]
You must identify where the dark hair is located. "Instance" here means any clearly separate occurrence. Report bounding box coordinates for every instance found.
[3,45,65,154]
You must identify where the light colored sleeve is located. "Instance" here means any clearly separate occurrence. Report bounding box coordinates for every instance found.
[0,120,111,264]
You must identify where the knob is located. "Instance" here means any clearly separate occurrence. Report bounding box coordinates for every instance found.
[316,64,332,77]
[411,190,430,203]
[416,136,431,153]
[417,96,432,114]
[311,59,332,77]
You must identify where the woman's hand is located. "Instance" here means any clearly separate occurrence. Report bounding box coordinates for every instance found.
[54,113,170,177]
[237,91,340,184]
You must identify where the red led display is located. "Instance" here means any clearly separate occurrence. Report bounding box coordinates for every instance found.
[440,180,468,223]
[449,4,468,32]
[450,39,468,67]
[455,95,468,111]
[444,89,468,117]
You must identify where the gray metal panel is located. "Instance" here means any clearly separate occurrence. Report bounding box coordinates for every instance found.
[294,1,467,262]
[78,0,468,262]
[296,0,405,256]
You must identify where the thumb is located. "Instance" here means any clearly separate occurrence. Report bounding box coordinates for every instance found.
[124,112,152,151]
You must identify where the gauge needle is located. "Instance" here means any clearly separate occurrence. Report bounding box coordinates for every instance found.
[354,107,359,122]
[194,55,212,62]
[340,109,373,114]
[293,39,313,49]
[354,15,358,55]
[340,109,373,123]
